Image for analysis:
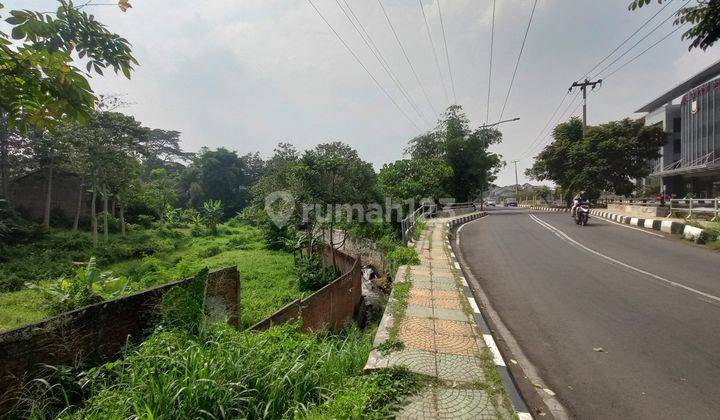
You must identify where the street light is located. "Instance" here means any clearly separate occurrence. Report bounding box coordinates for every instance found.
[480,117,520,129]
[478,117,520,211]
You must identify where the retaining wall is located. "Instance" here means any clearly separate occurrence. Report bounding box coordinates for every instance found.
[0,267,239,410]
[607,203,670,218]
[250,247,362,332]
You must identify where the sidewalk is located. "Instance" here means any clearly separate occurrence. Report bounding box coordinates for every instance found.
[366,217,514,419]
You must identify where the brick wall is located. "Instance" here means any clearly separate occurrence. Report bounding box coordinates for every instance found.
[0,266,239,410]
[250,247,362,332]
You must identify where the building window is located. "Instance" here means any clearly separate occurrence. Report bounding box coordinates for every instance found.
[674,138,681,154]
[673,117,681,133]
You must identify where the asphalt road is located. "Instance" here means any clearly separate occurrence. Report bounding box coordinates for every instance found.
[457,208,720,419]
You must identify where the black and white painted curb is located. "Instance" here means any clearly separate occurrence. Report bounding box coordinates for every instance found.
[527,206,717,244]
[445,214,532,420]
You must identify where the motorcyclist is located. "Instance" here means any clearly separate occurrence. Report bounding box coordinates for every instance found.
[571,191,590,217]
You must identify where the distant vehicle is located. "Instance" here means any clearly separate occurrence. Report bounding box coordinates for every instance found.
[486,200,496,207]
[504,199,518,207]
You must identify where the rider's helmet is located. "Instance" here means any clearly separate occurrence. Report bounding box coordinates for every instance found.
[579,190,587,198]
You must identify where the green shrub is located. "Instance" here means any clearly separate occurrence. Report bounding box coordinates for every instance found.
[387,246,420,268]
[25,258,131,315]
[198,245,222,258]
[296,255,339,292]
[136,214,155,228]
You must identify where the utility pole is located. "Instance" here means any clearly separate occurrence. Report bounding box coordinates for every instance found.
[569,79,602,134]
[511,160,520,204]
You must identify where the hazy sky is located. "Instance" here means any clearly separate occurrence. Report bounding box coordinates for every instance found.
[8,0,720,185]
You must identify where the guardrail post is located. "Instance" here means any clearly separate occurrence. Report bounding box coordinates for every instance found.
[714,199,719,222]
[687,199,693,220]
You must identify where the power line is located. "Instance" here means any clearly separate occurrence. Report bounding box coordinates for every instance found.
[436,0,457,104]
[498,0,538,121]
[335,0,430,126]
[603,23,687,81]
[525,91,583,157]
[306,0,422,131]
[485,0,496,123]
[377,0,439,120]
[516,91,571,159]
[419,0,451,106]
[590,0,691,80]
[577,0,675,82]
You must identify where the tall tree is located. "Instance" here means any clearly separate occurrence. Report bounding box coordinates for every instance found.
[0,1,137,131]
[526,117,666,202]
[293,142,376,266]
[377,158,453,202]
[178,148,261,218]
[629,0,720,50]
[405,105,504,202]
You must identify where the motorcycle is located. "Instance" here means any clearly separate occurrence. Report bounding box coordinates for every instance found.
[574,202,590,226]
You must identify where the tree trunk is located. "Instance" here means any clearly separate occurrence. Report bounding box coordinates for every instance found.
[73,175,84,232]
[0,119,9,204]
[42,163,53,231]
[120,201,126,236]
[111,199,116,218]
[91,185,98,246]
[103,193,109,242]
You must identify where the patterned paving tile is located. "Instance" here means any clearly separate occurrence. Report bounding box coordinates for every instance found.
[399,317,434,335]
[432,290,459,300]
[406,305,434,319]
[434,333,481,356]
[408,295,434,308]
[397,388,437,419]
[434,319,476,337]
[436,388,494,419]
[399,326,435,352]
[430,282,456,291]
[413,280,433,290]
[433,297,461,309]
[436,353,485,383]
[433,307,467,321]
[410,288,433,299]
[387,348,436,377]
[432,273,455,282]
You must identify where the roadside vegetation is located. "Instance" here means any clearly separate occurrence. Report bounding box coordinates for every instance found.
[13,268,430,419]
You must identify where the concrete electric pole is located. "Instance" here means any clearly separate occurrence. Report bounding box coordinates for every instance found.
[569,79,602,134]
[511,160,520,203]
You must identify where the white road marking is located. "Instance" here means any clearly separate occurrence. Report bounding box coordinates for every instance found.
[529,214,720,305]
[483,334,506,366]
[460,276,468,286]
[591,213,665,237]
[467,296,481,313]
[454,261,461,270]
[517,413,533,420]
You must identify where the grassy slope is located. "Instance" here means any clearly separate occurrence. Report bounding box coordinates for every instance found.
[0,224,298,331]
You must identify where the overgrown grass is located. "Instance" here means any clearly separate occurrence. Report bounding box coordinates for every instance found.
[0,223,298,331]
[0,289,46,331]
[16,323,425,419]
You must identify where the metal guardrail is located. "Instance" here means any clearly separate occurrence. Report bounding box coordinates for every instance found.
[669,198,720,220]
[400,204,435,243]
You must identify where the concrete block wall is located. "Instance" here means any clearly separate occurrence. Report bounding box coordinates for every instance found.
[0,266,240,409]
[250,247,362,333]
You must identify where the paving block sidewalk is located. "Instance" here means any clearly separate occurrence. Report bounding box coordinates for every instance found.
[365,218,512,419]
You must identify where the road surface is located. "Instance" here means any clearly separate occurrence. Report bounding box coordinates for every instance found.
[457,208,720,419]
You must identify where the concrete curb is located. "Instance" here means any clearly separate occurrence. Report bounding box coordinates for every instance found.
[527,206,717,244]
[445,213,532,420]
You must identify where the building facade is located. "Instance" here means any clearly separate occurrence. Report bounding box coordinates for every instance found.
[637,60,720,198]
